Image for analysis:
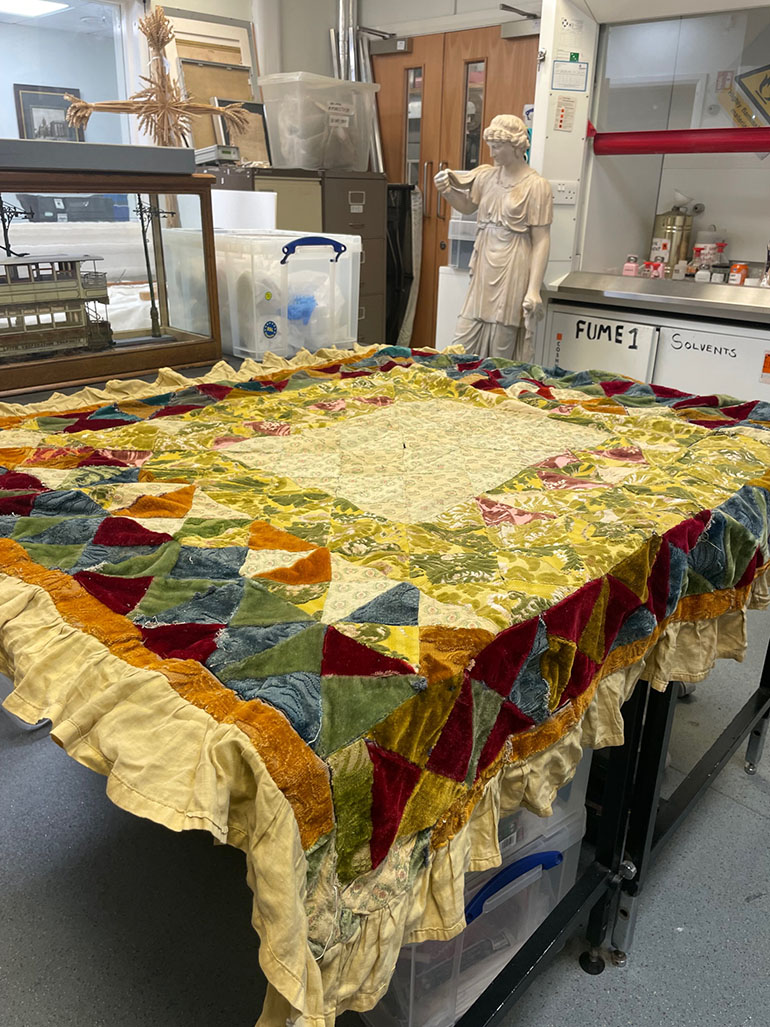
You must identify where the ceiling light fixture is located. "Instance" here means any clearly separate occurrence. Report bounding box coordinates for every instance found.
[0,1,69,17]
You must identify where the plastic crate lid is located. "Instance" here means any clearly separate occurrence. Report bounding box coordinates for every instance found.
[258,71,379,92]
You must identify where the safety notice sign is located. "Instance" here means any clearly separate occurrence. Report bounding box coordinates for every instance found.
[736,63,770,125]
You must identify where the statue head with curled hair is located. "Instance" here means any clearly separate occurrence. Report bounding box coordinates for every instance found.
[483,114,530,155]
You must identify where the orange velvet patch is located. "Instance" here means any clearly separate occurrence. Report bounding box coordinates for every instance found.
[258,546,331,584]
[113,484,197,519]
[419,626,496,685]
[248,520,317,553]
[0,448,34,469]
[0,538,334,848]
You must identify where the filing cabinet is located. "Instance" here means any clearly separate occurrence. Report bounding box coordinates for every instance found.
[252,168,387,346]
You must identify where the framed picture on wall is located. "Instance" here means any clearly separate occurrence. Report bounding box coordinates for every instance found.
[14,84,85,142]
[212,97,271,164]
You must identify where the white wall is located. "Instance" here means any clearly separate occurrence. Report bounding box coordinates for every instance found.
[0,22,126,144]
[160,0,253,18]
[278,0,336,76]
[659,153,770,266]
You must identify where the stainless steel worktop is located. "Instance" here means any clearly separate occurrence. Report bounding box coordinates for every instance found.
[546,272,770,325]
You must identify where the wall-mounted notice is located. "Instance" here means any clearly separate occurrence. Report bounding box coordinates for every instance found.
[551,60,589,92]
[761,351,770,385]
[547,311,657,380]
[553,95,577,132]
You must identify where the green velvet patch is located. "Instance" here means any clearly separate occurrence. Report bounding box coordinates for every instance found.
[219,621,325,681]
[98,540,182,578]
[466,679,504,785]
[328,739,373,884]
[231,578,314,627]
[18,542,84,570]
[318,673,421,757]
[174,517,252,539]
[12,516,66,539]
[133,576,230,616]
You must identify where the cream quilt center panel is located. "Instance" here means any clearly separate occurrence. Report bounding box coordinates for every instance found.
[225,399,608,523]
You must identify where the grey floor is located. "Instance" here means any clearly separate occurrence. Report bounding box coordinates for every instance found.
[2,611,767,1026]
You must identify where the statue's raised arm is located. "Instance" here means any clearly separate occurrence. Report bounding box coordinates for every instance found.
[434,114,553,362]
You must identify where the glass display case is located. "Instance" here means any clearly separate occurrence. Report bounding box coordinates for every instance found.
[0,168,220,395]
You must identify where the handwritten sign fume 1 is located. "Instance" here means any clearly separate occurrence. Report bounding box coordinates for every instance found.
[548,311,657,381]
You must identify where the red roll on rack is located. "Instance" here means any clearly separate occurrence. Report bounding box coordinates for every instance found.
[592,127,770,156]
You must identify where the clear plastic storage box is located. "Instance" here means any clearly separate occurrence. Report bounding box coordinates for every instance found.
[448,210,477,270]
[214,230,362,359]
[258,72,380,172]
[362,752,591,1027]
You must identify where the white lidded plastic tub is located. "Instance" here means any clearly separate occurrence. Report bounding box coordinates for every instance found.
[362,752,591,1027]
[258,72,379,172]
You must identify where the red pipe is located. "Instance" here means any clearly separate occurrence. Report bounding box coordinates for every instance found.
[593,127,770,155]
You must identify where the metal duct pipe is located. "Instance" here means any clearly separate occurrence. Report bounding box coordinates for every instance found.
[337,0,350,79]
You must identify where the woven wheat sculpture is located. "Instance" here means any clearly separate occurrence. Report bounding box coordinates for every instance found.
[66,7,250,148]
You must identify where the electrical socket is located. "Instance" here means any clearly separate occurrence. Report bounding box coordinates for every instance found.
[551,180,579,205]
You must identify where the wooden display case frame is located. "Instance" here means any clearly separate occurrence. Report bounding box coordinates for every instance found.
[0,169,221,397]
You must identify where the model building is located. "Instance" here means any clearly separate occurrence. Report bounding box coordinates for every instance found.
[0,253,114,362]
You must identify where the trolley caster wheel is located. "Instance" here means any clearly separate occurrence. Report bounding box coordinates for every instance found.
[610,949,628,968]
[579,948,606,975]
[676,681,696,700]
[745,761,758,776]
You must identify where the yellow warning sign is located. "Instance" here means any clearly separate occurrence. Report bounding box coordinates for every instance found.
[717,84,759,130]
[736,63,770,125]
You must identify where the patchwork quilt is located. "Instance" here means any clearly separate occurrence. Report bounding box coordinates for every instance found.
[1,344,769,1026]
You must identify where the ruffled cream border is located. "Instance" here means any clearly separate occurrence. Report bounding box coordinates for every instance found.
[0,344,380,417]
[3,565,768,1026]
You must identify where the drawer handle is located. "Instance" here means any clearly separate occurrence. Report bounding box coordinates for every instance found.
[358,306,366,319]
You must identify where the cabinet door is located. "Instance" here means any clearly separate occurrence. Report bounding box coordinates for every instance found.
[373,34,444,348]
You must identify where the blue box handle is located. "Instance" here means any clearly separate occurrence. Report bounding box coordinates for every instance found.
[464,850,563,925]
[280,235,347,264]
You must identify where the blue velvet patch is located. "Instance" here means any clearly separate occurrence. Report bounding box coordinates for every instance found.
[508,617,550,724]
[168,545,249,579]
[610,605,657,651]
[227,672,322,743]
[666,544,689,618]
[71,543,158,572]
[24,516,105,546]
[206,622,311,676]
[133,580,245,625]
[32,490,106,516]
[345,582,420,626]
[0,515,17,538]
[688,513,727,589]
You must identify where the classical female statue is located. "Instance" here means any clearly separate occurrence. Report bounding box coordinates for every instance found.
[434,114,553,362]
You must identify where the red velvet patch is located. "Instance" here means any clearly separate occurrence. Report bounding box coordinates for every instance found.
[473,377,505,392]
[93,517,174,547]
[736,546,761,590]
[76,452,129,467]
[0,493,38,516]
[664,510,710,554]
[557,648,598,707]
[73,571,153,614]
[149,404,200,419]
[0,471,46,491]
[340,370,372,379]
[719,401,757,420]
[476,699,536,776]
[650,383,687,399]
[604,575,647,654]
[543,578,604,642]
[61,417,137,434]
[645,539,671,621]
[197,383,232,401]
[600,380,633,397]
[321,625,416,677]
[672,394,720,409]
[470,617,540,697]
[367,742,422,869]
[425,674,474,781]
[688,418,736,429]
[140,622,224,662]
[457,360,483,371]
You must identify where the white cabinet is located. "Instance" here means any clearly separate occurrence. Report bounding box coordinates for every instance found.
[435,265,469,350]
[653,323,770,400]
[544,305,658,380]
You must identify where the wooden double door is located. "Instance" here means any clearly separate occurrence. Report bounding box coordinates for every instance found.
[373,26,538,348]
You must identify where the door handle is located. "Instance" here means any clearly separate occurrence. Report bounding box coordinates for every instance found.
[422,160,433,217]
[437,160,449,220]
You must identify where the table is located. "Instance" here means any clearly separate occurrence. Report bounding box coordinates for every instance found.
[1,344,769,1026]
